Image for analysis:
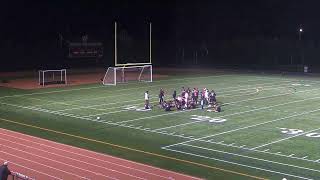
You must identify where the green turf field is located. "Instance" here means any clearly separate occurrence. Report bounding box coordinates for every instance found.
[1,70,320,180]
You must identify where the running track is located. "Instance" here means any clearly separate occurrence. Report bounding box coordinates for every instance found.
[0,128,202,180]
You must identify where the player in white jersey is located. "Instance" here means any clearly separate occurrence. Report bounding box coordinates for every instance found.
[144,91,150,109]
[184,91,189,109]
[204,89,209,105]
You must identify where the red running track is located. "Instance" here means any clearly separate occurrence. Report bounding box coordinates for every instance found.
[0,128,202,180]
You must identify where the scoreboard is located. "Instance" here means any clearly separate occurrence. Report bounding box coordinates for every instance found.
[68,42,103,58]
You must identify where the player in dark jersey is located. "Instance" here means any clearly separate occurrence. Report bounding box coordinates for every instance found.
[162,100,174,111]
[200,93,205,109]
[172,90,177,100]
[159,88,165,105]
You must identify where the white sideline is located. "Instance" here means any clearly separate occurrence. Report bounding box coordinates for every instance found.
[162,147,313,180]
[0,157,62,180]
[2,93,320,177]
[0,151,90,179]
[1,85,319,128]
[1,81,320,179]
[0,136,173,180]
[251,127,320,150]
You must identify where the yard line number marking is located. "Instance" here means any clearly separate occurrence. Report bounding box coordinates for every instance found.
[190,115,226,123]
[279,128,320,138]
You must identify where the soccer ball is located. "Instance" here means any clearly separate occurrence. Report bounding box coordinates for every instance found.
[97,117,100,120]
[282,178,287,180]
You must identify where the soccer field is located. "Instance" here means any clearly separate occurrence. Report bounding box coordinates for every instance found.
[1,70,320,179]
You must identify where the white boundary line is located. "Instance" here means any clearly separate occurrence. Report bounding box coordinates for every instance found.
[162,147,313,180]
[2,86,320,128]
[1,83,320,178]
[3,95,320,172]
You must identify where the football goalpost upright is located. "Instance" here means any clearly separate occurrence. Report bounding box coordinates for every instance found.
[39,69,67,86]
[103,21,153,85]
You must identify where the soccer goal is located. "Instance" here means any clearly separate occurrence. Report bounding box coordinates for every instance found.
[38,69,67,86]
[102,65,152,85]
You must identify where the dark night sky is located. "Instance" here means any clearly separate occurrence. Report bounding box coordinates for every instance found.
[1,0,320,69]
[1,0,320,40]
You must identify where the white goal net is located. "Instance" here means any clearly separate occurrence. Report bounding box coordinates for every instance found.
[102,65,152,85]
[38,69,67,86]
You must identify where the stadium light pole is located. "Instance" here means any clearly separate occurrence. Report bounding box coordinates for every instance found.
[298,26,304,65]
[298,27,303,41]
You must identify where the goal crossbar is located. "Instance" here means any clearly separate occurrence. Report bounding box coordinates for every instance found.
[102,65,152,86]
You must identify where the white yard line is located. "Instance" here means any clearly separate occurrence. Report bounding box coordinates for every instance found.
[194,138,320,165]
[3,96,320,168]
[251,127,320,150]
[82,82,291,117]
[162,147,313,180]
[182,144,320,174]
[7,75,295,111]
[36,78,293,110]
[2,85,319,128]
[163,107,320,149]
[119,87,320,124]
[154,93,320,131]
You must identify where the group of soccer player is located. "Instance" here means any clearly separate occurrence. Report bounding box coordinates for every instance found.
[157,87,221,112]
